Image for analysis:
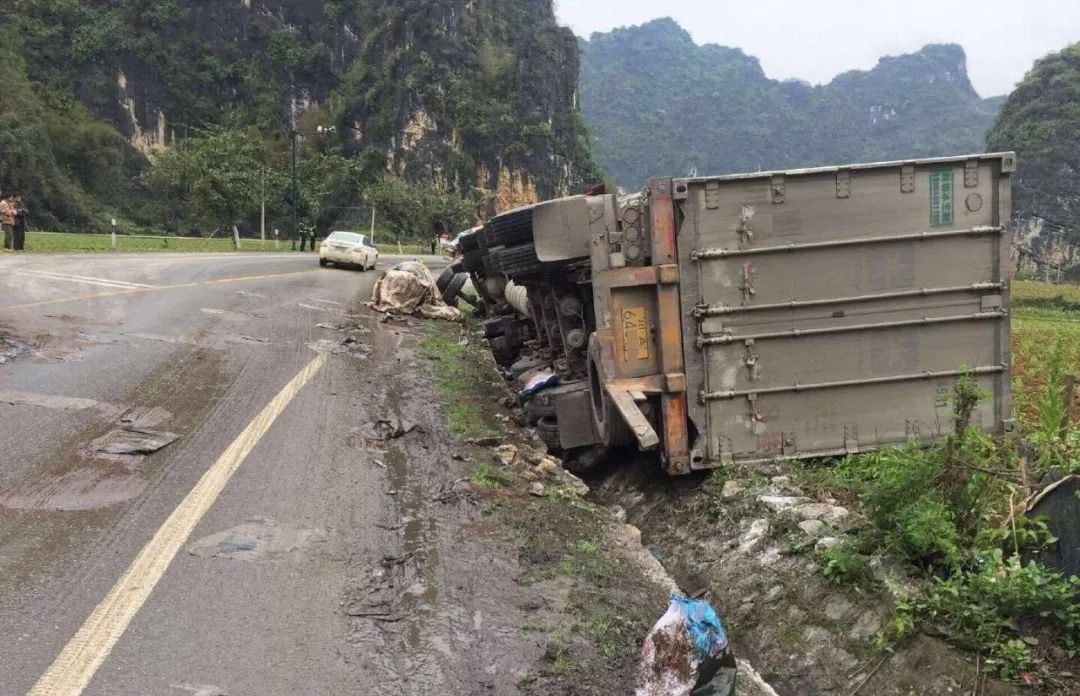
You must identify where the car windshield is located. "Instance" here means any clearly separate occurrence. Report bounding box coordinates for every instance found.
[327,232,363,245]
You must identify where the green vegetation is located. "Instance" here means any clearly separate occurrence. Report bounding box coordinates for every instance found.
[579,18,1001,188]
[470,461,510,490]
[0,1,597,235]
[798,319,1080,681]
[418,321,500,440]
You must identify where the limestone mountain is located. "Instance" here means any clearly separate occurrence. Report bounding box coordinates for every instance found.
[988,43,1080,279]
[0,0,597,231]
[579,18,1002,188]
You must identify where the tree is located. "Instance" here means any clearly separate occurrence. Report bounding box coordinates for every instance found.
[297,151,364,232]
[363,177,475,241]
[146,126,270,235]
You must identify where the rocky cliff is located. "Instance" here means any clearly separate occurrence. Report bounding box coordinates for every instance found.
[579,18,1002,188]
[0,0,597,229]
[987,43,1080,280]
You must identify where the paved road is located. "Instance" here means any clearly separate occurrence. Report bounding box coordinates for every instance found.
[0,253,533,696]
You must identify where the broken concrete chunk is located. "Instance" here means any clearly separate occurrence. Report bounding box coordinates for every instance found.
[739,518,769,554]
[89,426,179,456]
[815,536,843,551]
[758,495,806,511]
[793,503,849,522]
[528,482,546,497]
[798,519,825,538]
[493,444,518,466]
[720,480,745,500]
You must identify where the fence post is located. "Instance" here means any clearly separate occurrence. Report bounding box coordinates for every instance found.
[110,219,117,251]
[233,225,241,251]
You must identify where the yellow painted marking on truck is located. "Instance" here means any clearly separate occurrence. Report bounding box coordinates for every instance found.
[27,352,329,696]
[622,306,650,361]
[0,269,321,311]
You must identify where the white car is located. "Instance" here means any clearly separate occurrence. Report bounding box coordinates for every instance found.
[319,231,379,270]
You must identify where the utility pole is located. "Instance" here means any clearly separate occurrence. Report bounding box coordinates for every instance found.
[290,129,298,251]
[370,208,376,244]
[260,168,266,242]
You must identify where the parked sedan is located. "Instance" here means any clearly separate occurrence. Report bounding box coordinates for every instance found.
[319,231,378,270]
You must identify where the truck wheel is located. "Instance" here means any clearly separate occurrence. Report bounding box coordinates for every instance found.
[319,258,328,267]
[441,273,468,306]
[461,249,485,273]
[588,356,633,448]
[435,265,456,292]
[495,244,544,276]
[481,208,534,248]
[537,417,562,451]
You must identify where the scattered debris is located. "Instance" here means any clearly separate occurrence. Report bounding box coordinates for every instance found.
[465,436,502,446]
[316,322,340,330]
[494,444,518,466]
[171,684,230,696]
[88,426,178,457]
[528,481,546,497]
[186,519,328,561]
[367,261,463,321]
[373,416,417,440]
[636,595,737,696]
[521,370,558,397]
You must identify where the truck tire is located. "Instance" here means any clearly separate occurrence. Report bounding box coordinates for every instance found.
[441,273,468,306]
[481,252,502,276]
[435,265,455,293]
[461,249,485,273]
[537,417,562,450]
[481,208,533,248]
[495,244,544,276]
[588,355,633,448]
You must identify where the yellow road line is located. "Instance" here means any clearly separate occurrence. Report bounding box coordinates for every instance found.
[28,352,329,696]
[0,269,322,312]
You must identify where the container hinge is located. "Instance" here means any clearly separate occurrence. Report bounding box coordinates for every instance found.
[964,159,979,188]
[770,174,785,205]
[836,170,851,199]
[738,263,756,304]
[901,164,915,194]
[905,419,921,440]
[705,180,721,210]
[843,424,859,454]
[743,339,760,380]
[781,432,796,456]
[747,393,763,432]
[737,205,755,248]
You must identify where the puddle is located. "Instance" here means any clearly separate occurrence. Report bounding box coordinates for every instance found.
[186,518,328,561]
[0,467,147,510]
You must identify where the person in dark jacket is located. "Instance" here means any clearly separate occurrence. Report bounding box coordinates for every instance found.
[13,195,27,251]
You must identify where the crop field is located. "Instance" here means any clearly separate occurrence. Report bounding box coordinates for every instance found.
[1012,281,1080,429]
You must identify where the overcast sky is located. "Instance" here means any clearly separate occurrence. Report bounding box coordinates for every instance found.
[556,0,1080,97]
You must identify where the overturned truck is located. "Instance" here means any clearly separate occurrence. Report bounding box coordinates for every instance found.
[449,153,1016,474]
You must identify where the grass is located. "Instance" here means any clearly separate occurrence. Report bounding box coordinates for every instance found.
[23,231,433,255]
[470,461,510,490]
[418,321,501,440]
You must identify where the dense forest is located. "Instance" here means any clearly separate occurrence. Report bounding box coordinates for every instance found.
[0,0,598,236]
[579,18,1004,188]
[988,42,1080,277]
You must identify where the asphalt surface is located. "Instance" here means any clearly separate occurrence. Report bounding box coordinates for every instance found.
[0,252,536,696]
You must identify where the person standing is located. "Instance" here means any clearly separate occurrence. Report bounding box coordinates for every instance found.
[0,194,16,251]
[13,196,27,251]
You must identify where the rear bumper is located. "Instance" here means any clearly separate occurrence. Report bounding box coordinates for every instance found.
[320,248,366,265]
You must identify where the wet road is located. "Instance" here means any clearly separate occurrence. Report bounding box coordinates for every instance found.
[0,252,533,695]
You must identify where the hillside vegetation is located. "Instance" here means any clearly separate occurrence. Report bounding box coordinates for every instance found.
[988,43,1080,278]
[579,18,1003,188]
[0,0,597,235]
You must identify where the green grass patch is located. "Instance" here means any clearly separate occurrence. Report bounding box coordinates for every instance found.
[470,461,510,490]
[24,231,432,255]
[418,321,501,440]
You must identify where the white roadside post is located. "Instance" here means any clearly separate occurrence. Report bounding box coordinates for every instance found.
[110,219,117,251]
[274,228,280,250]
[233,225,240,250]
